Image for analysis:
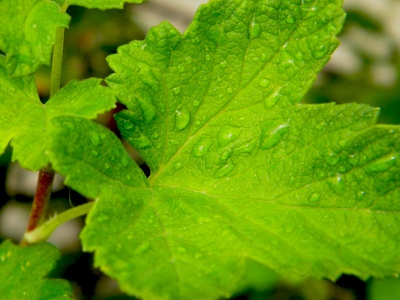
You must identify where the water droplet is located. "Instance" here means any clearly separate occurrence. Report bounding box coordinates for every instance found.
[357,191,365,201]
[307,34,330,59]
[152,132,159,139]
[234,138,257,155]
[218,125,242,147]
[285,14,295,24]
[315,122,327,130]
[249,19,261,39]
[186,56,193,64]
[131,135,152,149]
[192,137,212,157]
[172,87,181,94]
[173,161,183,170]
[220,61,227,69]
[90,133,100,146]
[259,78,270,87]
[195,253,202,259]
[205,54,211,61]
[192,100,200,107]
[289,176,295,183]
[218,93,224,99]
[260,122,290,150]
[328,175,345,194]
[123,122,134,130]
[174,108,190,131]
[227,87,233,94]
[91,150,98,157]
[308,192,321,202]
[104,163,110,170]
[264,96,279,109]
[121,156,130,167]
[135,241,150,254]
[323,151,340,165]
[261,53,267,61]
[214,160,235,178]
[367,155,396,172]
[219,150,232,162]
[178,64,185,72]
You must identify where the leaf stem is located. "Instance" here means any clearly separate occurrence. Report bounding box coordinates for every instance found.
[23,202,94,245]
[20,167,55,245]
[21,3,69,246]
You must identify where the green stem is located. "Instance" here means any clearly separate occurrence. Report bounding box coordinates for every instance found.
[21,3,70,246]
[23,202,94,245]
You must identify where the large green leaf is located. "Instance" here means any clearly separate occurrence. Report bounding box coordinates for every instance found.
[0,240,73,299]
[0,56,116,170]
[48,0,400,299]
[0,0,70,76]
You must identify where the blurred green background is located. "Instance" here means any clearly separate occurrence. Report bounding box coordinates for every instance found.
[1,0,400,299]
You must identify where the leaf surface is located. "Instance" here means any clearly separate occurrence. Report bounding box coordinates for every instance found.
[0,56,116,170]
[0,0,70,76]
[64,0,145,9]
[0,240,73,299]
[48,0,400,299]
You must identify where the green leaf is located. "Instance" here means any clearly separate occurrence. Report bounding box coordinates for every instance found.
[0,0,70,76]
[0,56,116,170]
[0,240,73,299]
[48,0,400,299]
[65,0,145,9]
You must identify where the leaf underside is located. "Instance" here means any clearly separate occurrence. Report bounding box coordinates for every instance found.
[0,0,70,76]
[48,0,400,299]
[0,240,73,300]
[0,56,116,171]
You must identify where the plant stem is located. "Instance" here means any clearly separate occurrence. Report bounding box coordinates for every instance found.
[20,167,55,245]
[21,4,69,246]
[50,26,66,97]
[23,202,94,245]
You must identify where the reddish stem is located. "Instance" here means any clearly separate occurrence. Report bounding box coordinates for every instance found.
[20,166,55,245]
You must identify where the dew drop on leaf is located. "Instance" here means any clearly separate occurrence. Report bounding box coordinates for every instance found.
[192,137,212,158]
[220,60,227,69]
[308,192,321,202]
[192,100,200,107]
[367,155,397,172]
[123,122,134,130]
[315,122,327,130]
[261,53,267,61]
[214,160,235,178]
[357,190,366,201]
[218,93,224,99]
[259,78,270,87]
[152,132,159,139]
[219,150,232,162]
[205,54,211,61]
[218,125,242,147]
[264,96,279,109]
[249,19,261,39]
[234,138,257,155]
[173,87,181,94]
[285,14,295,24]
[307,34,330,59]
[186,56,193,64]
[227,87,233,94]
[174,108,190,131]
[260,123,289,150]
[173,161,183,170]
[132,135,152,149]
[90,133,100,146]
[323,151,340,165]
[328,175,346,194]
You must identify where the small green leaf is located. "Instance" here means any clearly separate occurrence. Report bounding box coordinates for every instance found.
[0,0,70,76]
[0,240,73,299]
[65,0,145,9]
[48,0,400,300]
[0,56,116,170]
